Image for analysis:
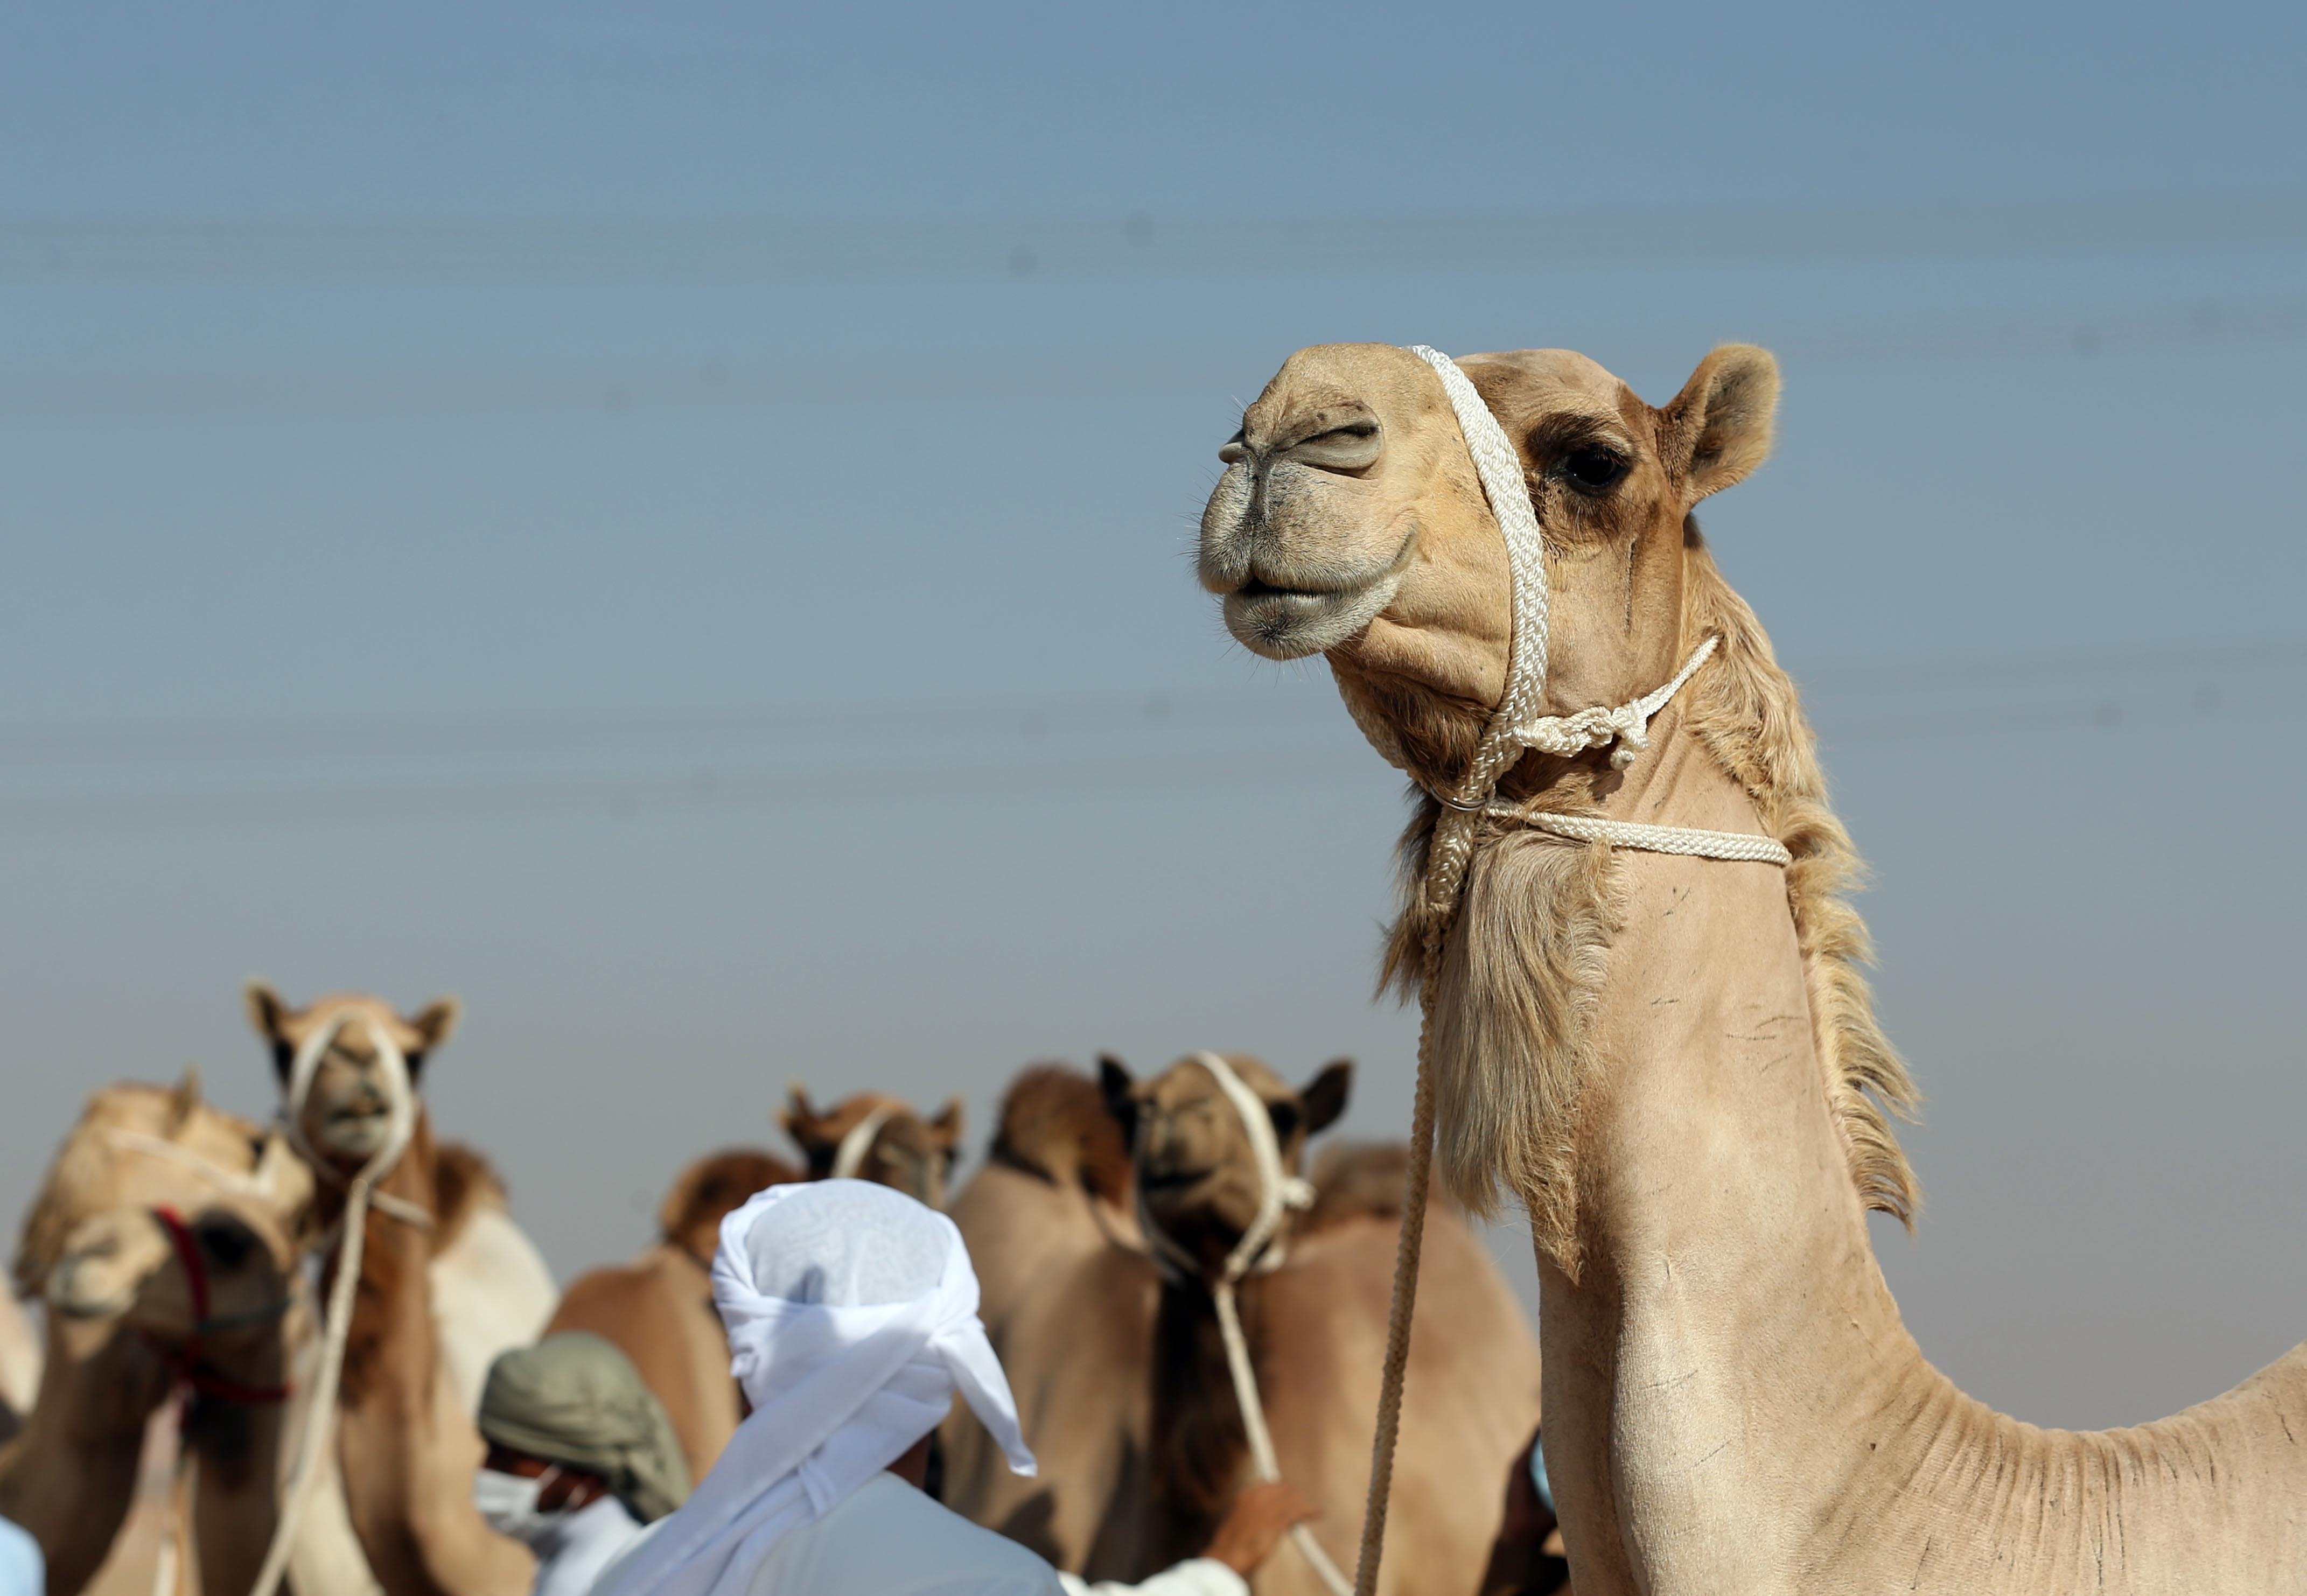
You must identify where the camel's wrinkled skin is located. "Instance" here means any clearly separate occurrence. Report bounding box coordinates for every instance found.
[946,1058,1541,1596]
[547,1149,801,1482]
[1198,342,2307,1593]
[248,985,542,1596]
[781,1087,965,1208]
[3,1076,310,1596]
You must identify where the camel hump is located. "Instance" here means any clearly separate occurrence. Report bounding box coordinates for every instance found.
[432,1139,508,1250]
[990,1064,1132,1205]
[657,1149,804,1264]
[1302,1141,1460,1233]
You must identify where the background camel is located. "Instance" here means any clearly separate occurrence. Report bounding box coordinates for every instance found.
[1196,341,2307,1592]
[947,1056,1540,1595]
[780,1086,966,1208]
[549,1089,954,1484]
[248,984,544,1596]
[3,1076,310,1596]
[546,1147,801,1483]
[943,1064,1157,1577]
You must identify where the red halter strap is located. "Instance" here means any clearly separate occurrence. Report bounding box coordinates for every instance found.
[149,1206,292,1405]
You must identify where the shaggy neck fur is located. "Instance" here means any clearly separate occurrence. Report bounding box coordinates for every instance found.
[1370,531,1917,1278]
[1359,536,2307,1593]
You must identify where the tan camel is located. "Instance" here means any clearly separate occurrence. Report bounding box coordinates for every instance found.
[780,1086,966,1208]
[946,1057,1541,1595]
[547,1149,802,1483]
[246,985,538,1596]
[1196,342,2307,1593]
[943,1065,1157,1576]
[4,1075,310,1596]
[548,1093,952,1485]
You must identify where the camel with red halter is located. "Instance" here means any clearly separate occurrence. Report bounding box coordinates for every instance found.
[4,1074,309,1596]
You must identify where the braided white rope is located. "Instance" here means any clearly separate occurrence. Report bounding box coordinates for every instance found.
[1132,1054,1346,1596]
[1349,349,1792,1596]
[248,1014,421,1596]
[829,1103,899,1181]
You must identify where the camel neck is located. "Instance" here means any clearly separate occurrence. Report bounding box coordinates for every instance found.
[1528,713,2307,1594]
[0,1315,171,1594]
[1534,710,1923,1593]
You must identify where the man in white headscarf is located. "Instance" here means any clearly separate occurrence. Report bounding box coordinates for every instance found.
[589,1180,1310,1596]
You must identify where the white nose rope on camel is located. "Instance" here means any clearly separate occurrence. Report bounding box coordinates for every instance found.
[1344,348,1795,1596]
[1131,1053,1353,1596]
[829,1103,899,1181]
[247,1014,423,1596]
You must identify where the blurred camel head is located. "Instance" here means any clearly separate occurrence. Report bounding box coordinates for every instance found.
[1197,342,1778,795]
[781,1089,966,1209]
[244,983,460,1174]
[1099,1053,1351,1277]
[18,1073,304,1389]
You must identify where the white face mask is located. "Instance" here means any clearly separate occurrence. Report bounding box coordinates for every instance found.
[474,1465,564,1546]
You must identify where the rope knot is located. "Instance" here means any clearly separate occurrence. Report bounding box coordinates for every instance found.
[1518,700,1655,768]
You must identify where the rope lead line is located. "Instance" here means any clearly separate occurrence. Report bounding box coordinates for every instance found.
[1347,348,1797,1596]
[247,1015,420,1596]
[1132,1052,1347,1596]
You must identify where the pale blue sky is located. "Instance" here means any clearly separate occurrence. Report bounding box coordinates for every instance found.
[4,1,2305,1428]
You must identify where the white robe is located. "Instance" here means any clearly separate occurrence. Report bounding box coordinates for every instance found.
[587,1476,1247,1596]
[532,1497,644,1596]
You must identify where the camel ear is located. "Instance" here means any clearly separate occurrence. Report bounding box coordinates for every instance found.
[407,997,460,1054]
[1298,1059,1353,1136]
[779,1086,822,1148]
[245,982,289,1040]
[168,1066,204,1131]
[929,1097,966,1154]
[1097,1055,1138,1140]
[1662,345,1779,502]
[244,982,296,1081]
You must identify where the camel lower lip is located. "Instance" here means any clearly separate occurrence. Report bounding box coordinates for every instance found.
[1224,574,1396,662]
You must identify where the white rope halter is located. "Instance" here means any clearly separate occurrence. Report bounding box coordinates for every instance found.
[1402,344,1792,916]
[829,1103,899,1181]
[1344,350,1795,1596]
[1132,1054,1351,1596]
[247,1013,425,1596]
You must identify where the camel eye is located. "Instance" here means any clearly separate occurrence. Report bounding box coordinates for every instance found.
[1561,447,1630,494]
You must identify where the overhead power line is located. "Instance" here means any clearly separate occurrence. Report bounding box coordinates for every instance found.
[3,298,2301,426]
[5,198,2304,284]
[3,641,2303,833]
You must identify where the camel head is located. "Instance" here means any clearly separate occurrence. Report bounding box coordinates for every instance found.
[1198,342,1779,794]
[244,982,459,1175]
[1099,1053,1351,1276]
[44,1200,292,1340]
[780,1088,966,1209]
[14,1071,312,1300]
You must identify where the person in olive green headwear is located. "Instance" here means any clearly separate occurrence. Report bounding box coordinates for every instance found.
[475,1331,692,1596]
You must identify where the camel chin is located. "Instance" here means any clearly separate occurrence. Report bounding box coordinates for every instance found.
[1223,570,1399,661]
[317,1108,394,1163]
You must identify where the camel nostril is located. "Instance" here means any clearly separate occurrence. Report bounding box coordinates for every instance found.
[195,1217,258,1271]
